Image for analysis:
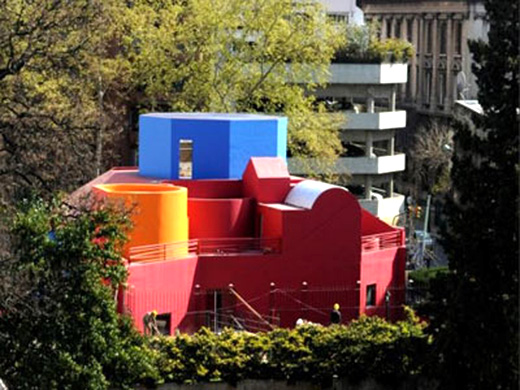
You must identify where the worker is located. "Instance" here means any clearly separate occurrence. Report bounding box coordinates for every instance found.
[143,310,160,336]
[330,303,342,325]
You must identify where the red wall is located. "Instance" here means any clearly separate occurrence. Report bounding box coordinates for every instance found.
[119,178,406,331]
[124,255,198,333]
[166,179,243,198]
[188,198,254,238]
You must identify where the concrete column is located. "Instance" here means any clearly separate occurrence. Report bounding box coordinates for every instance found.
[430,16,438,111]
[389,176,394,197]
[389,85,397,111]
[445,16,454,111]
[388,135,395,156]
[364,176,373,200]
[381,16,388,39]
[410,17,419,100]
[366,96,375,113]
[399,18,408,100]
[390,17,396,38]
[365,132,374,157]
[417,16,425,107]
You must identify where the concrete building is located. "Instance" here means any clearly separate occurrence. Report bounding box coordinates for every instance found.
[75,113,406,334]
[290,62,409,225]
[360,0,489,116]
[321,0,365,24]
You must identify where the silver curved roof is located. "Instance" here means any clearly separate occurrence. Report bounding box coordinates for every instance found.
[284,180,348,210]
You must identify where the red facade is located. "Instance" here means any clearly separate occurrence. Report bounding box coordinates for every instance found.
[77,158,406,334]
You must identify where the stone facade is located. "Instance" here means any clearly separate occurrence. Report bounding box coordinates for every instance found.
[360,0,489,116]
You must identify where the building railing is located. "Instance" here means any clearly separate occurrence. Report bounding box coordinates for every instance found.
[129,237,282,263]
[361,230,403,252]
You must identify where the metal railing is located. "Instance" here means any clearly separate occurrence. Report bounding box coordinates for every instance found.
[361,230,403,252]
[129,237,282,263]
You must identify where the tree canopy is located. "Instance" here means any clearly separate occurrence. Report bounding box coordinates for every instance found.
[0,0,346,206]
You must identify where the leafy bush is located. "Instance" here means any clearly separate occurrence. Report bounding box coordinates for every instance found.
[335,23,414,64]
[150,307,430,387]
[0,197,161,390]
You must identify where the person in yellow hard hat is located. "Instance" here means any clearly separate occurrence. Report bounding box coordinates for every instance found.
[143,310,160,336]
[330,303,342,325]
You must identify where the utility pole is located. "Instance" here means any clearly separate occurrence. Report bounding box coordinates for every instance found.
[421,194,432,267]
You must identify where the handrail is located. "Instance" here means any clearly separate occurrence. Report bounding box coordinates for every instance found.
[129,237,282,263]
[361,230,403,252]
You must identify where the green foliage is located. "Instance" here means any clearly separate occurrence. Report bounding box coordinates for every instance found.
[335,23,414,64]
[0,197,160,389]
[434,0,519,388]
[408,266,449,290]
[150,309,430,387]
[0,0,346,204]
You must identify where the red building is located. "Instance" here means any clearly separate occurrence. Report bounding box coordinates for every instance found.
[75,113,406,334]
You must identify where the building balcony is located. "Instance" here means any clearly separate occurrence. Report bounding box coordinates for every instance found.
[329,63,408,85]
[359,194,406,226]
[341,110,407,130]
[288,154,405,176]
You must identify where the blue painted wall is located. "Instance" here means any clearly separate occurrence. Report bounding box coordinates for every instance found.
[138,113,287,180]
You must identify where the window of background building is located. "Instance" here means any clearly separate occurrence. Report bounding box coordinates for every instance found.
[455,21,463,54]
[395,19,401,38]
[424,71,432,105]
[438,72,446,106]
[416,65,420,100]
[426,21,433,53]
[406,19,413,42]
[440,22,447,54]
[366,284,376,307]
[406,65,412,99]
[386,19,392,38]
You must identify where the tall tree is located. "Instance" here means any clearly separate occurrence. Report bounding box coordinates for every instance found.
[433,0,519,388]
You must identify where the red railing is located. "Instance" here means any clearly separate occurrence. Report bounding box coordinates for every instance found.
[129,237,282,263]
[361,230,403,252]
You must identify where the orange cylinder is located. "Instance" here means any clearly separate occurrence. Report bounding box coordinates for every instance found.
[93,184,189,258]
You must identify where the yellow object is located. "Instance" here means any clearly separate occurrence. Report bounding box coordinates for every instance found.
[151,310,158,317]
[93,183,189,258]
[333,303,340,311]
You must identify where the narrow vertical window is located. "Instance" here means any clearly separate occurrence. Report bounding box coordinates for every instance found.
[406,19,413,43]
[438,72,446,105]
[179,139,193,179]
[395,19,401,38]
[426,21,433,53]
[366,284,376,307]
[440,22,447,54]
[455,22,463,54]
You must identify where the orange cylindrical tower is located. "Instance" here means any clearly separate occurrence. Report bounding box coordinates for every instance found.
[93,183,189,258]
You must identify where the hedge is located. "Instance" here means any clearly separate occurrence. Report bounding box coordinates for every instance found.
[144,307,431,388]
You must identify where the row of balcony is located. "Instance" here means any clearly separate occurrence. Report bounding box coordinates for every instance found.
[288,154,405,176]
[328,63,408,85]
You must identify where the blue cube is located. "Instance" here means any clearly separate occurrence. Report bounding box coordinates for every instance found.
[138,113,287,180]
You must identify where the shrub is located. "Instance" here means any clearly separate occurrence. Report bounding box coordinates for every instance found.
[335,23,414,64]
[150,307,430,387]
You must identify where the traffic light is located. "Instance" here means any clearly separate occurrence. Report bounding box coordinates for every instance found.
[415,206,422,218]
